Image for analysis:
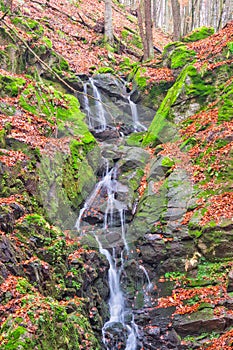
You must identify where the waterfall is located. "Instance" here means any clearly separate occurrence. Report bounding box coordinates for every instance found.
[139,265,153,291]
[80,76,147,134]
[90,78,107,131]
[83,82,93,129]
[76,76,152,349]
[128,97,147,132]
[76,164,139,349]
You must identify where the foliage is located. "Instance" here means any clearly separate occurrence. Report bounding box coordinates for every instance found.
[170,46,196,69]
[142,65,196,146]
[183,26,215,42]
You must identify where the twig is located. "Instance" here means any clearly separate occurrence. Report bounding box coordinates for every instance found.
[114,34,142,59]
[0,10,9,21]
[30,0,91,28]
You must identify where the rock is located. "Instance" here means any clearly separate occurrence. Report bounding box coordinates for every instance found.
[93,74,126,98]
[173,308,227,337]
[91,128,120,141]
[0,203,25,233]
[102,322,128,350]
[149,155,174,180]
[227,268,233,292]
[118,146,150,172]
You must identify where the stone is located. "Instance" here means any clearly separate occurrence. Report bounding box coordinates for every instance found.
[227,268,233,292]
[173,308,227,337]
[118,146,150,172]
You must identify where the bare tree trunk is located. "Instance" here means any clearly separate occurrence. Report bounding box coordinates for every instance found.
[137,0,154,60]
[104,0,114,44]
[137,1,148,56]
[145,0,154,58]
[171,0,181,40]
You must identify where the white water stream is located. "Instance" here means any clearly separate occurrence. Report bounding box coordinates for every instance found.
[75,78,151,349]
[82,78,146,133]
[128,97,147,132]
[89,78,107,131]
[75,164,139,349]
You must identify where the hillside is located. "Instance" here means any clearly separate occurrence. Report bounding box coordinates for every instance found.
[0,1,233,349]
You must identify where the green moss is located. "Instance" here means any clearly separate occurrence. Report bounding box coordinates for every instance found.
[143,65,196,146]
[161,156,174,168]
[218,82,233,122]
[119,58,147,89]
[183,26,214,42]
[0,298,100,349]
[227,41,233,56]
[143,81,174,109]
[186,68,216,103]
[16,278,34,295]
[125,131,146,146]
[170,45,196,69]
[59,58,69,71]
[0,128,5,147]
[11,17,44,36]
[96,66,115,74]
[41,36,53,49]
[0,74,26,97]
[126,14,137,23]
[19,83,95,141]
[163,42,196,69]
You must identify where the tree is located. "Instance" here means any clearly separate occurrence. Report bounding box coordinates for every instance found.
[171,0,181,40]
[137,0,154,60]
[104,0,114,44]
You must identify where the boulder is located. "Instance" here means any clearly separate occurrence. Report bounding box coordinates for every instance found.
[173,308,229,337]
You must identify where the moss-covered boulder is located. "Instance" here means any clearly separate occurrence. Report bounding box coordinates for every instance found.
[162,42,196,69]
[142,65,195,146]
[0,73,26,97]
[183,26,215,42]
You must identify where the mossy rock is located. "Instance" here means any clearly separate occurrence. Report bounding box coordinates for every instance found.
[0,297,100,349]
[183,26,215,42]
[0,44,25,73]
[0,74,26,97]
[218,79,233,122]
[11,16,44,36]
[142,65,196,146]
[125,131,146,146]
[163,42,196,69]
[38,145,97,229]
[142,81,174,110]
[19,82,95,141]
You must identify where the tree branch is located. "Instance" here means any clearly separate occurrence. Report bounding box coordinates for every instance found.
[0,10,9,21]
[30,0,91,28]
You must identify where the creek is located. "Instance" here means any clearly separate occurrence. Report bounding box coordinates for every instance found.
[76,75,153,349]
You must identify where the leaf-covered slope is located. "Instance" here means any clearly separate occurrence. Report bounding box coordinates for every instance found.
[1,0,170,75]
[129,21,233,350]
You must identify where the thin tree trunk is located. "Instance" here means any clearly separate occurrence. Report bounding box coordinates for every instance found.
[104,0,114,44]
[137,0,154,61]
[137,1,147,57]
[145,0,154,59]
[171,0,181,40]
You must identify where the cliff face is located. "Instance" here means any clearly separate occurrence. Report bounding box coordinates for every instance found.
[0,1,233,349]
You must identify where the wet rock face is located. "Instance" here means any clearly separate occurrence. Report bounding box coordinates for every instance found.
[78,73,155,131]
[0,203,25,233]
[103,322,129,350]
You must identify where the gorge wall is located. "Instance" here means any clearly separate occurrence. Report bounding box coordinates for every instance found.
[0,4,233,349]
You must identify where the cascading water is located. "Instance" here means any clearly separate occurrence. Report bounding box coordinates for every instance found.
[89,78,107,131]
[81,77,147,134]
[128,97,147,132]
[76,75,153,349]
[82,82,93,129]
[75,164,139,349]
